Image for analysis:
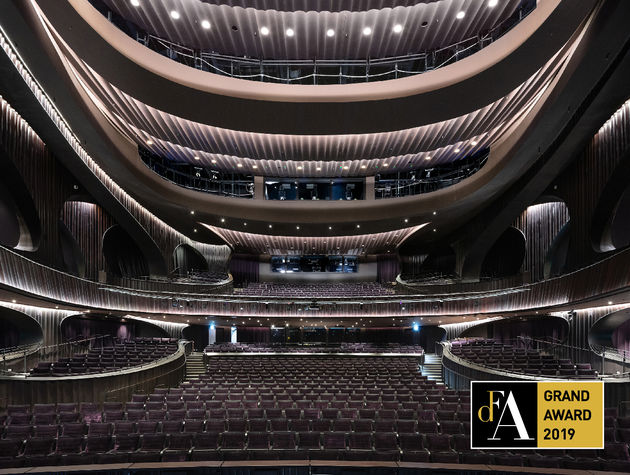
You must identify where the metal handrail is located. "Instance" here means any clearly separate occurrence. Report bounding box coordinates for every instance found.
[92,0,537,85]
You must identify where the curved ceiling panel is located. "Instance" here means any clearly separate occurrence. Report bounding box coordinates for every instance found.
[204,223,426,254]
[101,0,520,59]
[64,41,565,176]
[198,1,441,13]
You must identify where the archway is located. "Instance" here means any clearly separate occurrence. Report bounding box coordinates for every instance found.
[173,243,209,277]
[61,313,169,341]
[0,306,44,349]
[102,225,152,279]
[480,226,526,279]
[0,163,41,251]
[460,315,569,343]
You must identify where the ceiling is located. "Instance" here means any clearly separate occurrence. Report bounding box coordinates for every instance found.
[203,223,427,254]
[101,0,520,60]
[198,1,442,13]
[63,44,566,177]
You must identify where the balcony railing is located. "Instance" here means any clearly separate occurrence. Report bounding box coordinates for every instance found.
[90,0,537,85]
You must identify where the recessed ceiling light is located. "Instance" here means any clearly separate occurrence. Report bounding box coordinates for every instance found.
[170,10,180,20]
[608,301,613,305]
[432,211,437,215]
[328,226,332,230]
[454,148,460,153]
[268,224,273,228]
[285,28,295,37]
[456,11,465,19]
[343,165,349,170]
[361,165,367,169]
[326,29,335,37]
[190,210,195,215]
[211,159,217,163]
[237,163,243,167]
[252,165,258,169]
[296,226,300,230]
[363,27,372,36]
[201,20,211,29]
[393,24,403,33]
[404,218,409,223]
[488,0,499,7]
[260,26,270,36]
[297,166,303,170]
[356,224,361,228]
[383,163,389,167]
[145,139,153,145]
[130,0,140,6]
[194,155,200,160]
[425,156,431,160]
[316,167,322,171]
[220,218,225,222]
[471,140,478,145]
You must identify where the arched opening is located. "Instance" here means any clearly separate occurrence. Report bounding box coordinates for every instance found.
[102,225,152,279]
[58,219,86,277]
[0,165,41,251]
[588,308,630,354]
[544,220,571,279]
[399,246,456,283]
[61,314,169,341]
[596,185,630,252]
[480,226,526,279]
[417,326,447,354]
[460,316,569,343]
[173,243,209,277]
[0,306,44,349]
[183,324,210,352]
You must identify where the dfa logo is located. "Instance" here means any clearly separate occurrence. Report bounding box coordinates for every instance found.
[471,382,538,449]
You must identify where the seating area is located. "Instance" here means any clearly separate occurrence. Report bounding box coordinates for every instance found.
[234,282,397,298]
[0,354,627,470]
[204,343,424,354]
[448,339,598,378]
[29,338,179,377]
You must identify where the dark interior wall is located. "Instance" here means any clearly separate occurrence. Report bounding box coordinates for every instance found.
[480,226,526,279]
[0,96,76,270]
[417,326,447,353]
[544,220,571,279]
[0,179,28,249]
[237,327,271,343]
[173,244,209,276]
[102,225,150,279]
[612,317,630,355]
[0,307,43,349]
[58,219,86,278]
[460,316,569,343]
[554,99,630,271]
[512,201,570,281]
[230,254,260,285]
[60,314,169,341]
[601,185,630,251]
[182,325,210,351]
[61,201,115,280]
[376,254,399,283]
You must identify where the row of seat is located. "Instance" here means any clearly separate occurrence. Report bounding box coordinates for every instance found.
[1,432,629,471]
[1,418,471,438]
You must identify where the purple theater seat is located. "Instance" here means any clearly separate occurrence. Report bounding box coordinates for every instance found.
[129,433,166,462]
[373,432,400,461]
[346,432,373,461]
[190,432,221,461]
[219,431,247,460]
[20,437,55,467]
[270,431,297,459]
[0,439,24,468]
[162,433,193,462]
